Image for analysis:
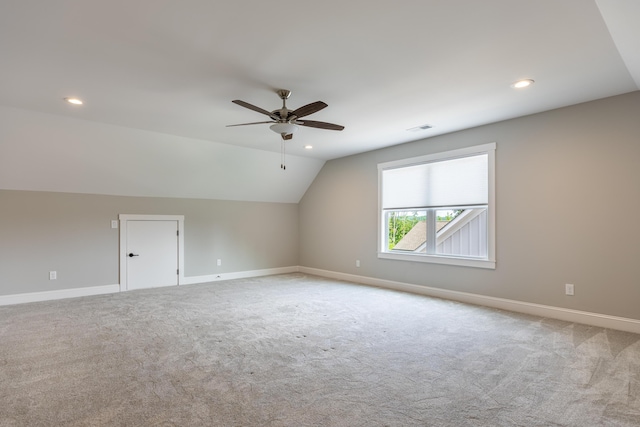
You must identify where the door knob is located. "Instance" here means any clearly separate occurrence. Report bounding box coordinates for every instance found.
[128,253,139,257]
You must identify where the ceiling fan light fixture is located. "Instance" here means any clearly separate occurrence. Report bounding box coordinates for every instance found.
[270,123,298,135]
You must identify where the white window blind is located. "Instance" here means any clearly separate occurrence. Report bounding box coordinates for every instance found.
[381,154,488,209]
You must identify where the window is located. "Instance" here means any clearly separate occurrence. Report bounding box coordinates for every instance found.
[378,143,495,269]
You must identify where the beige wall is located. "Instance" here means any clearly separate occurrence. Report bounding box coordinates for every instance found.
[299,91,640,320]
[0,190,298,296]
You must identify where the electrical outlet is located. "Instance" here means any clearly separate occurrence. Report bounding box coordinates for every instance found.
[356,260,360,268]
[217,259,222,266]
[49,271,57,280]
[565,283,574,296]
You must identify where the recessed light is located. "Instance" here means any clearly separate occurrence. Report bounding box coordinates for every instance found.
[511,79,534,89]
[64,97,83,105]
[304,145,313,150]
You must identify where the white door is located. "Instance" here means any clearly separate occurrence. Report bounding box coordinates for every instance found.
[126,220,179,290]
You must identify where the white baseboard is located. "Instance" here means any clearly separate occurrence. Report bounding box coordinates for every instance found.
[299,266,640,334]
[181,266,299,286]
[0,284,120,306]
[0,267,300,307]
[7,268,639,335]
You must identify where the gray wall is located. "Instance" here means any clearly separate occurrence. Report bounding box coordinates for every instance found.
[299,91,640,320]
[0,190,298,296]
[3,92,639,320]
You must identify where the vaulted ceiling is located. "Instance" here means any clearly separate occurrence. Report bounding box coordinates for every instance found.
[0,0,638,202]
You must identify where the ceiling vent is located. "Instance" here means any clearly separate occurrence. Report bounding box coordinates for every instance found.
[407,124,433,132]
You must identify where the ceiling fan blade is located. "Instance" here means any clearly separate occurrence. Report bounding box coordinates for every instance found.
[290,101,328,119]
[232,100,278,120]
[226,121,273,127]
[296,120,345,131]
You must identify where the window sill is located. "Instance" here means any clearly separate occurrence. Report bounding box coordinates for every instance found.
[378,252,496,269]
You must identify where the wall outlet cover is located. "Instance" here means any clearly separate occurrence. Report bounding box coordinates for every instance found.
[565,283,575,296]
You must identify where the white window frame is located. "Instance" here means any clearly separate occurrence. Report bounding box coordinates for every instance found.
[377,143,496,269]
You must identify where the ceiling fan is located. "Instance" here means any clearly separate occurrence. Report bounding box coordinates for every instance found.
[227,89,344,140]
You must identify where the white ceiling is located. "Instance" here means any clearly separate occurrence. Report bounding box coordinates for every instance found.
[0,0,638,163]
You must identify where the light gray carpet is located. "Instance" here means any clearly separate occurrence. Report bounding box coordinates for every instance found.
[1,273,640,426]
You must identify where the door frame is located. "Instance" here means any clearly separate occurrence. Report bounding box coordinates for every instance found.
[119,214,185,291]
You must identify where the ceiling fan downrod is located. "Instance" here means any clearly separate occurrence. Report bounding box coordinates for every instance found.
[276,89,292,123]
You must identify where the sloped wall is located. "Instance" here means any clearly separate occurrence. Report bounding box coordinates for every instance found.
[0,105,325,203]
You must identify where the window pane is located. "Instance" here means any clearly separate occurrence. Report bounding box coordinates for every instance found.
[387,211,426,251]
[436,209,463,232]
[436,208,488,258]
